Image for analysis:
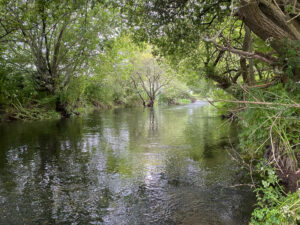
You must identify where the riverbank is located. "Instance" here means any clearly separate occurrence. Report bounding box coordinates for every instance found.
[0,97,194,123]
[213,87,300,224]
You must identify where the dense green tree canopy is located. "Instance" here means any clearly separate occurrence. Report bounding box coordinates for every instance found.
[122,0,300,92]
[0,0,117,93]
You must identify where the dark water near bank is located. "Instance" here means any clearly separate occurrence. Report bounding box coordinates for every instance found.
[0,101,255,225]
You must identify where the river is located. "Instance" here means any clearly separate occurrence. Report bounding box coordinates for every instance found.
[0,101,255,225]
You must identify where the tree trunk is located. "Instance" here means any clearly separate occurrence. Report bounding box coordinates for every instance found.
[237,0,300,51]
[55,97,71,118]
[237,0,300,46]
[240,25,253,85]
[147,99,154,107]
[237,0,300,82]
[248,28,255,85]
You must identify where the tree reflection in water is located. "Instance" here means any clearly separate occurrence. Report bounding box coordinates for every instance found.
[0,102,255,225]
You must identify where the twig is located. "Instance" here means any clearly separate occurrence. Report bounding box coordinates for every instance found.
[287,12,300,23]
[229,183,255,188]
[227,136,256,188]
[269,111,284,174]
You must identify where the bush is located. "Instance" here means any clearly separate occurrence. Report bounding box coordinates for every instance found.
[233,84,300,224]
[158,80,191,105]
[251,165,300,225]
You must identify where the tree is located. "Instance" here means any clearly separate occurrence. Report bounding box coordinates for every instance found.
[0,0,116,94]
[130,54,171,107]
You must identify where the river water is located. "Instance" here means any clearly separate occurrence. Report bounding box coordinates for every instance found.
[0,101,255,225]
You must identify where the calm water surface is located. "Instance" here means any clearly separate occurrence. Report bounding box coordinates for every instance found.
[0,101,255,225]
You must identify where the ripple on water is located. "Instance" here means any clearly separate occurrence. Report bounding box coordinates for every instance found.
[0,103,255,225]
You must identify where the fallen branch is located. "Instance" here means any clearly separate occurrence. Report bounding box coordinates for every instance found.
[212,99,300,108]
[246,82,276,89]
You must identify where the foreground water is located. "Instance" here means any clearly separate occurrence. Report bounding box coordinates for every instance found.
[0,101,255,225]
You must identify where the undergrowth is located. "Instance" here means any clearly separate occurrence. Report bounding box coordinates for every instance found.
[214,83,300,224]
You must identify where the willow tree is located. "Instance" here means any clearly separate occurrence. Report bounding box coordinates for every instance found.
[130,54,171,107]
[0,0,116,94]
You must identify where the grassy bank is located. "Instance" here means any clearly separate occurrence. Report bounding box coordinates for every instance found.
[0,94,194,123]
[213,84,300,224]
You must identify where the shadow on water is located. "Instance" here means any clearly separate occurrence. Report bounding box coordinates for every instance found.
[0,101,255,225]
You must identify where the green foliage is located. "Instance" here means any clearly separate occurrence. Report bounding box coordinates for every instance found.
[0,0,120,94]
[158,79,191,105]
[58,76,89,115]
[85,78,114,106]
[238,84,299,166]
[123,0,230,58]
[0,2,299,225]
[279,40,300,97]
[0,65,60,120]
[0,65,36,106]
[251,165,300,225]
[231,84,300,224]
[177,98,192,104]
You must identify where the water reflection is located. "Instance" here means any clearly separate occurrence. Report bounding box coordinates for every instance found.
[0,101,255,225]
